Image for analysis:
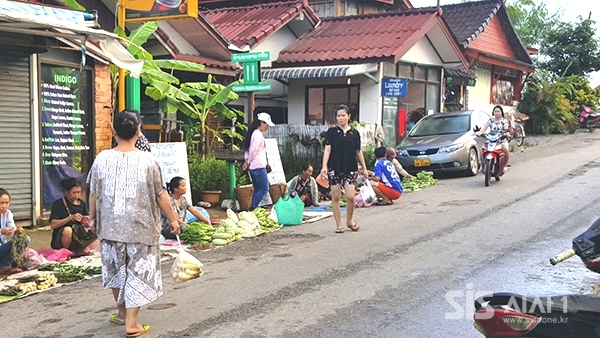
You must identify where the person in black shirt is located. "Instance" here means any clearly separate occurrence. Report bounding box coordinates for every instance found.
[320,105,369,233]
[49,178,97,254]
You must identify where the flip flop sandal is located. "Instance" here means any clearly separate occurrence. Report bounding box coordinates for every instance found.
[126,324,150,337]
[347,222,360,231]
[335,228,344,233]
[374,201,392,206]
[110,313,125,325]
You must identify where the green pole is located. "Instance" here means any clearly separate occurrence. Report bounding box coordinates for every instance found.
[229,162,236,200]
[125,75,141,111]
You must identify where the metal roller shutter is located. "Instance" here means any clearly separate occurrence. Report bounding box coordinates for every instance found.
[0,51,33,220]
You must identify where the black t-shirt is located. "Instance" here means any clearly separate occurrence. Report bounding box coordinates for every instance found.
[49,198,88,230]
[324,126,361,174]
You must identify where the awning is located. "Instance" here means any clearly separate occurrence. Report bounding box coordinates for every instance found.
[444,67,477,86]
[0,0,143,77]
[262,63,378,80]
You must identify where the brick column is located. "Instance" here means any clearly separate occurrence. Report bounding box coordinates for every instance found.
[94,63,113,154]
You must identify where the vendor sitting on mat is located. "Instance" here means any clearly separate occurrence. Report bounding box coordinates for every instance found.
[49,178,98,255]
[287,163,320,208]
[368,147,403,206]
[161,176,211,240]
[0,188,30,274]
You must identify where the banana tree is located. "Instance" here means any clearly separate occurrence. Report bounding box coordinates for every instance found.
[178,74,246,159]
[113,22,205,115]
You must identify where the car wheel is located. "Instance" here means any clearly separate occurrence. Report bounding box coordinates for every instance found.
[465,148,478,176]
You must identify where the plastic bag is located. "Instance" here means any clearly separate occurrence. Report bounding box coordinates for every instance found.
[21,248,46,271]
[360,179,377,205]
[274,194,304,226]
[171,236,204,283]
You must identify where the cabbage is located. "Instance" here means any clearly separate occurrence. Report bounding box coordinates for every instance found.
[239,212,260,227]
[226,209,239,223]
[221,219,237,229]
[237,220,253,231]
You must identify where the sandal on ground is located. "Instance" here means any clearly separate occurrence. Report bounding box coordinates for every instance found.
[374,201,392,206]
[110,313,125,325]
[126,324,150,337]
[335,228,344,233]
[347,222,360,232]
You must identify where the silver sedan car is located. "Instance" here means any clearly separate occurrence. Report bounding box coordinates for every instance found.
[396,110,491,176]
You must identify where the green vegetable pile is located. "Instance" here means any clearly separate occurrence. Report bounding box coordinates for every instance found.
[252,208,281,232]
[38,263,102,284]
[402,171,437,192]
[180,222,216,245]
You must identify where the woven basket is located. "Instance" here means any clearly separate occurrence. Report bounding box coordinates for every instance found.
[269,183,287,204]
[235,185,254,211]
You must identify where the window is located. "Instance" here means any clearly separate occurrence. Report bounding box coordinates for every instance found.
[306,85,360,125]
[40,64,93,212]
[493,79,514,106]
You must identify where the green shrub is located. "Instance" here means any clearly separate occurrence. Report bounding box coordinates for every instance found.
[189,155,228,192]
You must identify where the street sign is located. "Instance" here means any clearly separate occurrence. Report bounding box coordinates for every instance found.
[243,62,259,85]
[381,77,408,98]
[231,51,271,63]
[233,83,272,92]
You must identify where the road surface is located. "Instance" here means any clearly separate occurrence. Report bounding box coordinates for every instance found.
[4,132,600,338]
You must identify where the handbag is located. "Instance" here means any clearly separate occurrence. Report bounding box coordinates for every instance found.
[359,180,377,205]
[61,198,97,251]
[273,193,304,226]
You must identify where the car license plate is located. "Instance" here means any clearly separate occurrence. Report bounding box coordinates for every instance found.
[414,158,430,167]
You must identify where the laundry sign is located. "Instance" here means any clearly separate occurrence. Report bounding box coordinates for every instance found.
[381,77,408,98]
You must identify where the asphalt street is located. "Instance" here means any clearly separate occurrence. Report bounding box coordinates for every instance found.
[4,131,600,338]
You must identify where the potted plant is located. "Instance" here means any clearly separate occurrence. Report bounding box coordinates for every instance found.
[189,155,228,205]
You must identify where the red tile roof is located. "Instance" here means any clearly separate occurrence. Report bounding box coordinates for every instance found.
[154,27,239,72]
[201,0,319,48]
[275,8,451,65]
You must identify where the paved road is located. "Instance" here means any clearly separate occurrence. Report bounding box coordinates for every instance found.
[4,132,600,338]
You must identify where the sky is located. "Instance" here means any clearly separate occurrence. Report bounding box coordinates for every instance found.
[411,0,600,87]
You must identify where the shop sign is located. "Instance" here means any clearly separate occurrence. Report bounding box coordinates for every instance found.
[123,0,198,23]
[40,65,92,209]
[381,77,408,98]
[149,142,192,203]
[231,52,271,92]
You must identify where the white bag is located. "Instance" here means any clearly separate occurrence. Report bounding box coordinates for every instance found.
[360,179,377,205]
[170,236,204,283]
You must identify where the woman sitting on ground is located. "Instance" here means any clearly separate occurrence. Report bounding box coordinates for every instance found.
[49,178,98,254]
[287,163,320,208]
[160,176,211,240]
[0,188,30,274]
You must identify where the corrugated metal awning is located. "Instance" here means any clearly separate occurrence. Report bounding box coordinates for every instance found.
[262,63,378,80]
[0,0,143,77]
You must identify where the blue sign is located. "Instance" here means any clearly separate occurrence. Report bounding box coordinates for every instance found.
[381,78,408,98]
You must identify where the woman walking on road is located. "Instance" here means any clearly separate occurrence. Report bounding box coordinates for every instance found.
[241,112,275,211]
[87,110,179,338]
[320,105,369,233]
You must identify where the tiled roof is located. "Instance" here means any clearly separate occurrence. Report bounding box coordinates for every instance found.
[275,8,447,65]
[201,0,319,49]
[439,0,501,48]
[154,27,239,71]
[439,0,532,66]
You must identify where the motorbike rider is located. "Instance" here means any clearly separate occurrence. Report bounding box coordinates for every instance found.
[475,105,512,174]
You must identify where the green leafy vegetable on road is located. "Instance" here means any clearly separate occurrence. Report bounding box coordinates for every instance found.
[402,171,437,192]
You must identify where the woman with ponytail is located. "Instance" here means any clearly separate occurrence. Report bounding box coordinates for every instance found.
[86,109,180,337]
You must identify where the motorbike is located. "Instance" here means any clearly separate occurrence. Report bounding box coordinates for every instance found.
[579,105,600,132]
[476,130,507,187]
[473,217,600,338]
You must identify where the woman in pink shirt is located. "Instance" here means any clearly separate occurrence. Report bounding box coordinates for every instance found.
[241,113,275,210]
